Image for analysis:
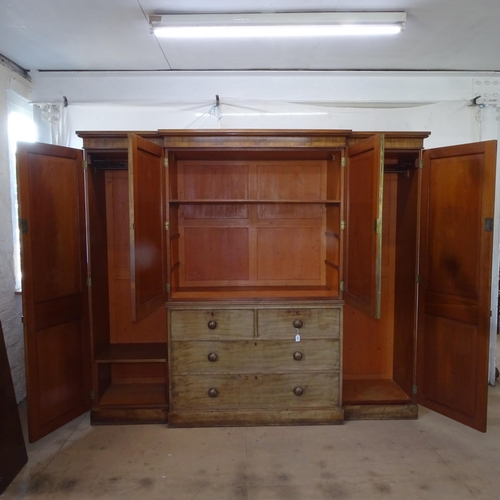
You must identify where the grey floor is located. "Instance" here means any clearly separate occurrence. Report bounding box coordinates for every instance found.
[3,339,500,500]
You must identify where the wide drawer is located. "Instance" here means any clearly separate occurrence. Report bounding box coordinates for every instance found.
[171,339,340,374]
[257,308,340,339]
[171,372,340,410]
[170,309,254,340]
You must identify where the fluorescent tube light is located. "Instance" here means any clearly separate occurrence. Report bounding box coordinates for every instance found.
[149,12,406,38]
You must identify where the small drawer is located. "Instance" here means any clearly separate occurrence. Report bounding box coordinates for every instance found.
[170,309,254,340]
[257,308,341,339]
[171,339,340,374]
[171,372,340,410]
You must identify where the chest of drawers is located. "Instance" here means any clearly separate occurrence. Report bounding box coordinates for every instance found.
[168,303,343,426]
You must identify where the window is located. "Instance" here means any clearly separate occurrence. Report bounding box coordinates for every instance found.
[7,91,36,292]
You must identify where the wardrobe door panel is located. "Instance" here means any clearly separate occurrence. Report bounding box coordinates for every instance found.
[344,134,384,319]
[418,140,496,432]
[129,134,166,322]
[17,142,91,442]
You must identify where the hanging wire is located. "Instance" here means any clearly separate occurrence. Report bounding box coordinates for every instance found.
[205,94,223,121]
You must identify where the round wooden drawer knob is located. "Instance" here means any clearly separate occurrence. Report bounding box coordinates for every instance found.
[294,387,304,396]
[208,388,218,398]
[208,352,218,362]
[207,320,217,330]
[293,352,303,361]
[293,319,303,329]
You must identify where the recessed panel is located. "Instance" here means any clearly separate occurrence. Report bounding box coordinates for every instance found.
[257,227,321,281]
[183,204,249,219]
[421,315,477,417]
[180,162,249,200]
[257,161,323,201]
[184,227,249,281]
[37,320,85,425]
[257,203,322,219]
[427,154,482,299]
[29,154,82,302]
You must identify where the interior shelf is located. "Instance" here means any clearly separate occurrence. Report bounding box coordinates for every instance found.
[343,379,412,405]
[99,383,167,407]
[170,287,340,301]
[169,199,341,204]
[95,343,168,363]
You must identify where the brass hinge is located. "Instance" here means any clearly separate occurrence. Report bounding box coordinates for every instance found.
[90,389,95,400]
[83,160,88,170]
[416,274,421,283]
[340,281,344,291]
[19,218,28,235]
[341,157,346,168]
[165,221,169,231]
[374,218,381,234]
[164,157,168,168]
[340,220,345,230]
[166,283,171,293]
[86,277,91,287]
[418,159,423,169]
[412,385,418,395]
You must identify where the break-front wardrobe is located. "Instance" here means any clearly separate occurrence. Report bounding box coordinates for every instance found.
[17,129,496,441]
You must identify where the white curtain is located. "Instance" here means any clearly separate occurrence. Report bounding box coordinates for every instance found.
[33,97,70,146]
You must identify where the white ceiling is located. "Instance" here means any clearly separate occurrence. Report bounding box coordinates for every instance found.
[1,0,499,72]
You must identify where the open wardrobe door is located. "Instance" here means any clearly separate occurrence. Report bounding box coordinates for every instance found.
[128,134,166,322]
[344,134,385,319]
[17,142,91,442]
[417,140,496,432]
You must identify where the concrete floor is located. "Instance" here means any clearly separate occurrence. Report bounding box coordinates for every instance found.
[3,342,500,499]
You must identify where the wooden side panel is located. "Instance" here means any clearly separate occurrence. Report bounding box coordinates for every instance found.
[343,174,397,379]
[0,321,27,494]
[17,143,91,442]
[344,135,384,318]
[85,166,110,361]
[418,141,496,432]
[393,167,420,397]
[129,134,166,322]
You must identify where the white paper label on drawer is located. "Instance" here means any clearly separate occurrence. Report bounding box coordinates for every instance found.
[295,331,301,342]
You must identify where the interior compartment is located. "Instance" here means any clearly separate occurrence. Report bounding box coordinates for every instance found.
[86,152,168,412]
[343,151,420,405]
[167,149,342,300]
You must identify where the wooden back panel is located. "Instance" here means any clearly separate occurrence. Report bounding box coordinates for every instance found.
[176,159,329,289]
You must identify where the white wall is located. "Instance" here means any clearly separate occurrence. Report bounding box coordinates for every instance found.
[0,62,31,402]
[25,70,500,385]
[31,70,490,148]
